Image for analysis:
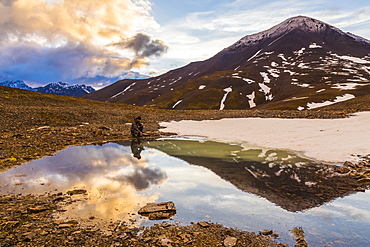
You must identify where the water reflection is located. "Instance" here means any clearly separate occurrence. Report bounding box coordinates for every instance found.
[148,139,363,212]
[0,138,369,246]
[0,143,167,226]
[131,138,144,160]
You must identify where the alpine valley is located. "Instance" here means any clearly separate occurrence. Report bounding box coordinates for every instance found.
[82,16,370,110]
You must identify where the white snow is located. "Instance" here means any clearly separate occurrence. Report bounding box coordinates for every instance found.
[295,47,306,56]
[309,43,322,48]
[258,83,271,94]
[199,85,206,90]
[160,111,370,163]
[246,91,256,108]
[268,68,280,78]
[283,96,309,102]
[277,54,287,61]
[336,55,370,64]
[242,78,255,84]
[260,72,270,83]
[110,82,136,98]
[247,49,262,62]
[220,87,232,110]
[316,89,326,93]
[306,94,355,109]
[172,100,183,109]
[331,83,364,90]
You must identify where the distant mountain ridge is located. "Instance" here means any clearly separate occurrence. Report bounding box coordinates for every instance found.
[0,80,95,97]
[82,16,370,110]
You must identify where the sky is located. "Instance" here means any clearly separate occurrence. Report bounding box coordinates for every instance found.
[0,0,370,88]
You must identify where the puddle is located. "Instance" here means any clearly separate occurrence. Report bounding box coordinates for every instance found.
[0,137,369,246]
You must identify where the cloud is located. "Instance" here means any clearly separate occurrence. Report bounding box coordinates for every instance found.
[0,0,165,86]
[111,32,169,68]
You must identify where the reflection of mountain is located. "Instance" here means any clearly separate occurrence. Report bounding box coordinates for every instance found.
[149,140,363,212]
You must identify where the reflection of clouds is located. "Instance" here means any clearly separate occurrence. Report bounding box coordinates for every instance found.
[0,143,167,225]
[309,196,370,221]
[114,166,166,191]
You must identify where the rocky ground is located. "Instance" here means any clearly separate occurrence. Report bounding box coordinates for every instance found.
[1,86,369,246]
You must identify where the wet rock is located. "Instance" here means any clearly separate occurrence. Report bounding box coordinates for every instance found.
[28,205,49,213]
[259,229,274,235]
[291,227,308,247]
[197,221,210,228]
[66,189,87,195]
[58,223,73,229]
[138,201,176,220]
[343,161,357,169]
[224,235,238,247]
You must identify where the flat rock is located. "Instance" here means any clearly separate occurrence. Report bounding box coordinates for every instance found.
[28,206,48,213]
[224,236,238,247]
[138,201,176,220]
[259,229,273,235]
[66,189,87,195]
[197,221,210,228]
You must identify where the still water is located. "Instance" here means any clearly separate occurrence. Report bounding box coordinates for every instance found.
[0,137,369,246]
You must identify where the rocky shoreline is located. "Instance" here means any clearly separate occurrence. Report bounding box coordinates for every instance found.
[0,193,283,246]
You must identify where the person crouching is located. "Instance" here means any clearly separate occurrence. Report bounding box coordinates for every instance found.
[131,116,144,137]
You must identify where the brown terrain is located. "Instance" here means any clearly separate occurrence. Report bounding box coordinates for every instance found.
[1,86,370,246]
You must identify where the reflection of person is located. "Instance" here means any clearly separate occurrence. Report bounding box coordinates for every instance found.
[131,116,144,137]
[131,139,144,159]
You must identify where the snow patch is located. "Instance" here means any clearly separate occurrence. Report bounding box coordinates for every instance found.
[259,83,270,94]
[331,83,365,90]
[172,100,183,109]
[110,82,136,98]
[243,78,255,84]
[247,49,262,62]
[336,55,370,64]
[260,72,270,83]
[246,91,256,108]
[294,47,306,56]
[220,87,232,110]
[199,85,206,90]
[159,111,370,163]
[306,94,355,109]
[283,96,309,102]
[309,43,322,48]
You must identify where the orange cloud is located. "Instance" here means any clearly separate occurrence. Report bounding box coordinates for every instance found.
[0,0,166,83]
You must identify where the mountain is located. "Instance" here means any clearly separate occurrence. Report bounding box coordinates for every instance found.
[0,80,95,97]
[35,82,95,97]
[0,80,36,92]
[82,16,370,110]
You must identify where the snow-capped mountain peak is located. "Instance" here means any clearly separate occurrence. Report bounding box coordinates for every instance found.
[0,80,36,91]
[0,80,95,97]
[227,16,345,51]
